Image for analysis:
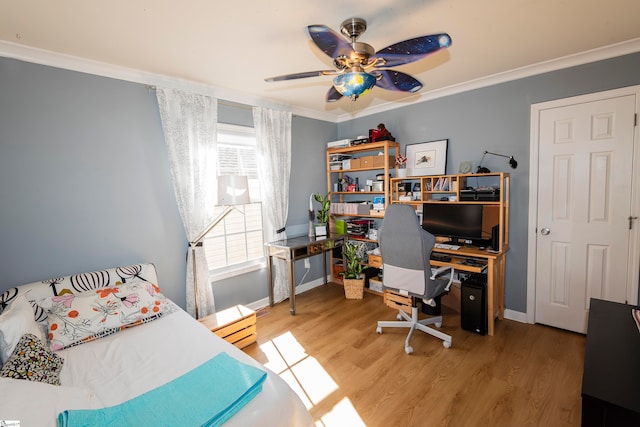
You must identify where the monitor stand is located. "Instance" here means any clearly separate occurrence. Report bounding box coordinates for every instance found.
[441,238,476,248]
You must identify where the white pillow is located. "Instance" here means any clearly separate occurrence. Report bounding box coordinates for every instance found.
[0,293,46,364]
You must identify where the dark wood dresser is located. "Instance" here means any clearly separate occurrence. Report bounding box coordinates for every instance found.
[581,298,640,426]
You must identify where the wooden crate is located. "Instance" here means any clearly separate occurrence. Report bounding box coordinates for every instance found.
[198,305,257,349]
[383,290,412,314]
[332,263,344,281]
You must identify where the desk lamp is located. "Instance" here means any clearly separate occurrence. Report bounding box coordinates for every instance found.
[190,175,250,318]
[476,151,518,173]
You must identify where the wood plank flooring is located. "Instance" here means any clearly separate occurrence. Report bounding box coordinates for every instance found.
[244,283,585,427]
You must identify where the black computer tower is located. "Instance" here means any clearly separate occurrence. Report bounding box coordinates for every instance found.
[461,274,487,335]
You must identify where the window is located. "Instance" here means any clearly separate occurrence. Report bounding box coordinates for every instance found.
[204,124,264,280]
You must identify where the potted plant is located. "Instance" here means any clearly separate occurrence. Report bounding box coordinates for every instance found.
[396,154,408,178]
[341,240,368,299]
[313,193,331,236]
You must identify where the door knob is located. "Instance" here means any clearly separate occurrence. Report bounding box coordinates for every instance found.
[540,227,550,235]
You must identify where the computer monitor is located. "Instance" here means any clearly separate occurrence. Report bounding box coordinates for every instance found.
[422,203,483,244]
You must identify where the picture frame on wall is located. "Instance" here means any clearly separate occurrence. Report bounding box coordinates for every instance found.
[405,139,448,176]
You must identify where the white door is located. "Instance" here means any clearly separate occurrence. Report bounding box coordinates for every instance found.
[531,90,638,333]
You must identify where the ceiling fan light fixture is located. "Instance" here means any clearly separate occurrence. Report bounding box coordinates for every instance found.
[265,18,452,103]
[438,34,452,48]
[332,72,376,100]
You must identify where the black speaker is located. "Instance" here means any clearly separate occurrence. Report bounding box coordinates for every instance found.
[491,225,499,251]
[461,275,487,335]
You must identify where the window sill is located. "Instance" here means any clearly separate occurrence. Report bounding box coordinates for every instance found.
[209,260,266,282]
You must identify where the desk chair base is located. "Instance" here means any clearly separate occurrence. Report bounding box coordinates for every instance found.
[377,306,452,354]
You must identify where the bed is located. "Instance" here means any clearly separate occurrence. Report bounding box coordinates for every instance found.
[0,263,313,426]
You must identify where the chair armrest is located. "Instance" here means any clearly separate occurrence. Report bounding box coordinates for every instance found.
[430,265,454,291]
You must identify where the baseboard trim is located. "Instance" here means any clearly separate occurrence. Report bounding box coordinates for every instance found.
[244,276,328,312]
[504,309,528,323]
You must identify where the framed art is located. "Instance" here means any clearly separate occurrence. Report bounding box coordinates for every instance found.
[405,139,448,176]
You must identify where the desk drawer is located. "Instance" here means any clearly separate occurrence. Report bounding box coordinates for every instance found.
[384,290,412,314]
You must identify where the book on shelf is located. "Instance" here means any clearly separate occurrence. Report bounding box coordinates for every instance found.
[434,177,449,191]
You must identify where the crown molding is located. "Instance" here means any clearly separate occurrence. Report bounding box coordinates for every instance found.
[0,40,339,123]
[335,37,640,122]
[2,38,640,124]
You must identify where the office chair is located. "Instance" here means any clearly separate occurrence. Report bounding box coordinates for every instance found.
[376,204,454,353]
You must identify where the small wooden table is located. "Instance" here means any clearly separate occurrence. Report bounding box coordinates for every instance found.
[198,305,257,349]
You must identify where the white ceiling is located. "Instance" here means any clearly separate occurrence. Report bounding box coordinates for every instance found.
[2,0,640,122]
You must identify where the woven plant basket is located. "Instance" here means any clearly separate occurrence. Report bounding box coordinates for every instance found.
[344,278,365,299]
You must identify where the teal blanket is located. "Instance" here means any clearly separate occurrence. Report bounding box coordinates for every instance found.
[58,352,267,427]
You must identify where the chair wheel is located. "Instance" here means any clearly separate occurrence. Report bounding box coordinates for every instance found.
[376,326,382,334]
[443,341,451,349]
[405,345,413,354]
[435,322,442,328]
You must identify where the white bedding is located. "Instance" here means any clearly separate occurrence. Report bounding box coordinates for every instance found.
[0,308,313,426]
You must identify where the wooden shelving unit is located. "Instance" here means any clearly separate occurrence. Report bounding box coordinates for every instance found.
[326,140,400,284]
[389,172,511,335]
[389,172,510,252]
[325,149,512,335]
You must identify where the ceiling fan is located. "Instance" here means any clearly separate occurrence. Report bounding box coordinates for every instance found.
[265,17,452,102]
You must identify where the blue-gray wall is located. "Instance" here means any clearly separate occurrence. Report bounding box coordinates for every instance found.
[2,52,640,315]
[0,58,187,307]
[338,52,640,313]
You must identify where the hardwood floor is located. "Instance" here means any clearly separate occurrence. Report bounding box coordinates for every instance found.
[244,283,586,427]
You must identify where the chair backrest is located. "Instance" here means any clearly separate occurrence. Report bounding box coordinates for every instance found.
[379,204,440,299]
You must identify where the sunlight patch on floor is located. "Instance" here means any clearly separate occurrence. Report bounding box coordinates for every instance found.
[259,331,364,426]
[316,398,366,427]
[290,356,337,405]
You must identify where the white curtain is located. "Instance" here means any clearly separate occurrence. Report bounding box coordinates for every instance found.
[253,107,292,303]
[156,87,218,318]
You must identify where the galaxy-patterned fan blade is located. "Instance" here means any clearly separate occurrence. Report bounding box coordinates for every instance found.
[376,33,451,68]
[308,25,354,59]
[374,70,423,93]
[265,70,337,82]
[326,86,344,102]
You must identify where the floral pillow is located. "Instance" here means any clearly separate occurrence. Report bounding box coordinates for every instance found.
[0,333,64,385]
[0,263,159,324]
[37,281,177,351]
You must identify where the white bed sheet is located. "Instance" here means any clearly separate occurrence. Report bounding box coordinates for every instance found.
[0,309,313,427]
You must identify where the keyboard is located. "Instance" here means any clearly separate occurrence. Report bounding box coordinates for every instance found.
[434,243,461,250]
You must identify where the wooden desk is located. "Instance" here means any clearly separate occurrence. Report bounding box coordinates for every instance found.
[581,298,640,426]
[266,234,345,315]
[430,245,507,336]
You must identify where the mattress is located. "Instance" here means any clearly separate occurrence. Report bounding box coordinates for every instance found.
[0,264,313,426]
